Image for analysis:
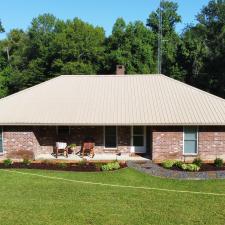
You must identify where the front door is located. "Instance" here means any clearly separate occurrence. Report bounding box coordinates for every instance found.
[131,126,146,153]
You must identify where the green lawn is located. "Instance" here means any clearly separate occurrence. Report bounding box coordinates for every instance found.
[0,168,225,225]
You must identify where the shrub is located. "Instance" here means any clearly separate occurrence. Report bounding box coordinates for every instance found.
[3,159,13,167]
[193,158,203,167]
[181,163,200,172]
[22,158,31,166]
[161,160,176,169]
[101,161,120,171]
[95,163,104,170]
[78,159,87,166]
[174,161,184,169]
[42,159,52,165]
[214,158,223,168]
[57,162,68,169]
[181,163,188,170]
[186,164,200,172]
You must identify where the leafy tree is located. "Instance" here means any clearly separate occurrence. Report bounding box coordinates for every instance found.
[195,0,225,97]
[0,20,4,33]
[106,18,155,74]
[147,1,182,79]
[0,20,8,97]
[178,0,225,97]
[61,62,95,75]
[0,14,106,98]
[147,1,181,33]
[0,1,225,99]
[177,25,208,85]
[25,14,58,81]
[50,18,105,75]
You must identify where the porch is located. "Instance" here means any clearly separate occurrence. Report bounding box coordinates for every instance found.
[35,152,150,162]
[3,125,152,161]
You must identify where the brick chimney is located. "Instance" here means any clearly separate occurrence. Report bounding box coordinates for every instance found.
[116,65,125,75]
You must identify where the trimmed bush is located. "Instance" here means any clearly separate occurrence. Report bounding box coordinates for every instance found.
[3,159,13,167]
[162,160,200,172]
[193,158,203,167]
[186,164,200,172]
[57,162,68,169]
[181,163,188,170]
[181,163,200,172]
[22,158,31,166]
[174,161,184,169]
[162,160,177,169]
[101,161,120,171]
[78,159,87,166]
[95,163,104,170]
[214,158,223,168]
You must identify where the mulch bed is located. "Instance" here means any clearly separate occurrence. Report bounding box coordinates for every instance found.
[159,163,225,172]
[196,164,225,172]
[0,162,127,172]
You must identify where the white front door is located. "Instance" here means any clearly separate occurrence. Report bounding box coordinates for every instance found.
[131,126,146,153]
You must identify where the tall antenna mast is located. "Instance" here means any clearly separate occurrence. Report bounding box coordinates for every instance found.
[157,0,163,74]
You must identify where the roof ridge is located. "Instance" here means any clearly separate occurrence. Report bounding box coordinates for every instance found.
[60,74,162,77]
[0,75,63,102]
[160,74,225,103]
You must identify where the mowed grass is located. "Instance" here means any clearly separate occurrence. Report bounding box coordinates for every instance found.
[0,168,225,225]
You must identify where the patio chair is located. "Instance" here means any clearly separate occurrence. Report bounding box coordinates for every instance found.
[82,140,95,158]
[54,142,68,158]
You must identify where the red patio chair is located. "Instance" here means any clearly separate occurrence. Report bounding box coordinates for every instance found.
[82,141,95,158]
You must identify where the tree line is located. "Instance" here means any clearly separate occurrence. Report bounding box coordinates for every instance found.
[0,0,224,98]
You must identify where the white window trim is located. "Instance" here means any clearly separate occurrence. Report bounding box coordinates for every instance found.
[0,127,4,155]
[131,126,146,147]
[103,126,118,150]
[183,126,198,156]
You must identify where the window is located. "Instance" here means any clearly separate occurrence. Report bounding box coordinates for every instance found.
[104,126,117,148]
[183,127,198,154]
[57,126,70,137]
[0,127,3,154]
[132,126,144,146]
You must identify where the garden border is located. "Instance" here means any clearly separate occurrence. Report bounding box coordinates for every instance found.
[127,161,225,180]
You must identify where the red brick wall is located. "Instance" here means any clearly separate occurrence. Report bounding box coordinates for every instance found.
[3,125,225,161]
[152,126,183,162]
[198,127,225,162]
[3,126,40,158]
[152,126,225,163]
[2,126,131,158]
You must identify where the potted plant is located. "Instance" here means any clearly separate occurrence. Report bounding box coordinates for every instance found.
[68,144,77,154]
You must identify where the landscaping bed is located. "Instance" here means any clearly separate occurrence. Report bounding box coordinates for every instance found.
[159,163,225,172]
[0,160,127,172]
[159,158,225,172]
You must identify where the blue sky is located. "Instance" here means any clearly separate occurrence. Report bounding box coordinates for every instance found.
[0,0,210,39]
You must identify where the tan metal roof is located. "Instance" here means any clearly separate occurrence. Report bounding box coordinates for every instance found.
[0,74,225,126]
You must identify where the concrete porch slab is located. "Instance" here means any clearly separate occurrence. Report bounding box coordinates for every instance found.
[35,153,150,162]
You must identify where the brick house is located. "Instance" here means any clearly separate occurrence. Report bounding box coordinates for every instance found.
[0,69,225,162]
